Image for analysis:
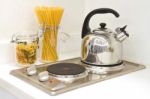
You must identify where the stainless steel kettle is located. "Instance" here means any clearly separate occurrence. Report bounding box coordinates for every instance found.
[81,8,129,73]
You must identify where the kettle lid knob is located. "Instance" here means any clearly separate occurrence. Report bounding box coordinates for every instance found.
[100,23,106,29]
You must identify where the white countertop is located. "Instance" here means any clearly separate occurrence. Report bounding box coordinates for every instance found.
[0,54,150,99]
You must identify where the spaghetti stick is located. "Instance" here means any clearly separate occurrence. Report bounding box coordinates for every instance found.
[35,6,63,62]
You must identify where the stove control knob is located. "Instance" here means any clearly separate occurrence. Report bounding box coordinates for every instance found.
[38,71,49,82]
[26,66,37,76]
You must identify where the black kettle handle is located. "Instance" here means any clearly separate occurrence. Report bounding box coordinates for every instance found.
[81,8,120,38]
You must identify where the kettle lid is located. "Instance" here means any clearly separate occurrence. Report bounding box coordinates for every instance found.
[93,23,112,34]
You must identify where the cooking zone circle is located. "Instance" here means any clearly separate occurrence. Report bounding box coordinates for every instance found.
[47,63,86,76]
[47,63,88,83]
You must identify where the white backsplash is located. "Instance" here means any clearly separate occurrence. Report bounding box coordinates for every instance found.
[0,0,84,39]
[0,0,150,65]
[0,41,15,65]
[0,0,84,64]
[84,0,150,65]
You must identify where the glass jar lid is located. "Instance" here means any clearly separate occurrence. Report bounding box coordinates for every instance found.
[11,32,38,43]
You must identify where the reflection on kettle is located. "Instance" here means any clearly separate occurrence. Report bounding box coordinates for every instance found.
[81,8,129,74]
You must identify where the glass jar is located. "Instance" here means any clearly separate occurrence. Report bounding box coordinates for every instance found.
[39,25,59,63]
[38,25,70,63]
[12,32,38,66]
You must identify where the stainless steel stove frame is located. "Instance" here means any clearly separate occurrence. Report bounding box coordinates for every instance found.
[10,57,145,96]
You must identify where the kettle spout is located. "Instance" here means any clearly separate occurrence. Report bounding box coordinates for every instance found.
[115,25,129,42]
